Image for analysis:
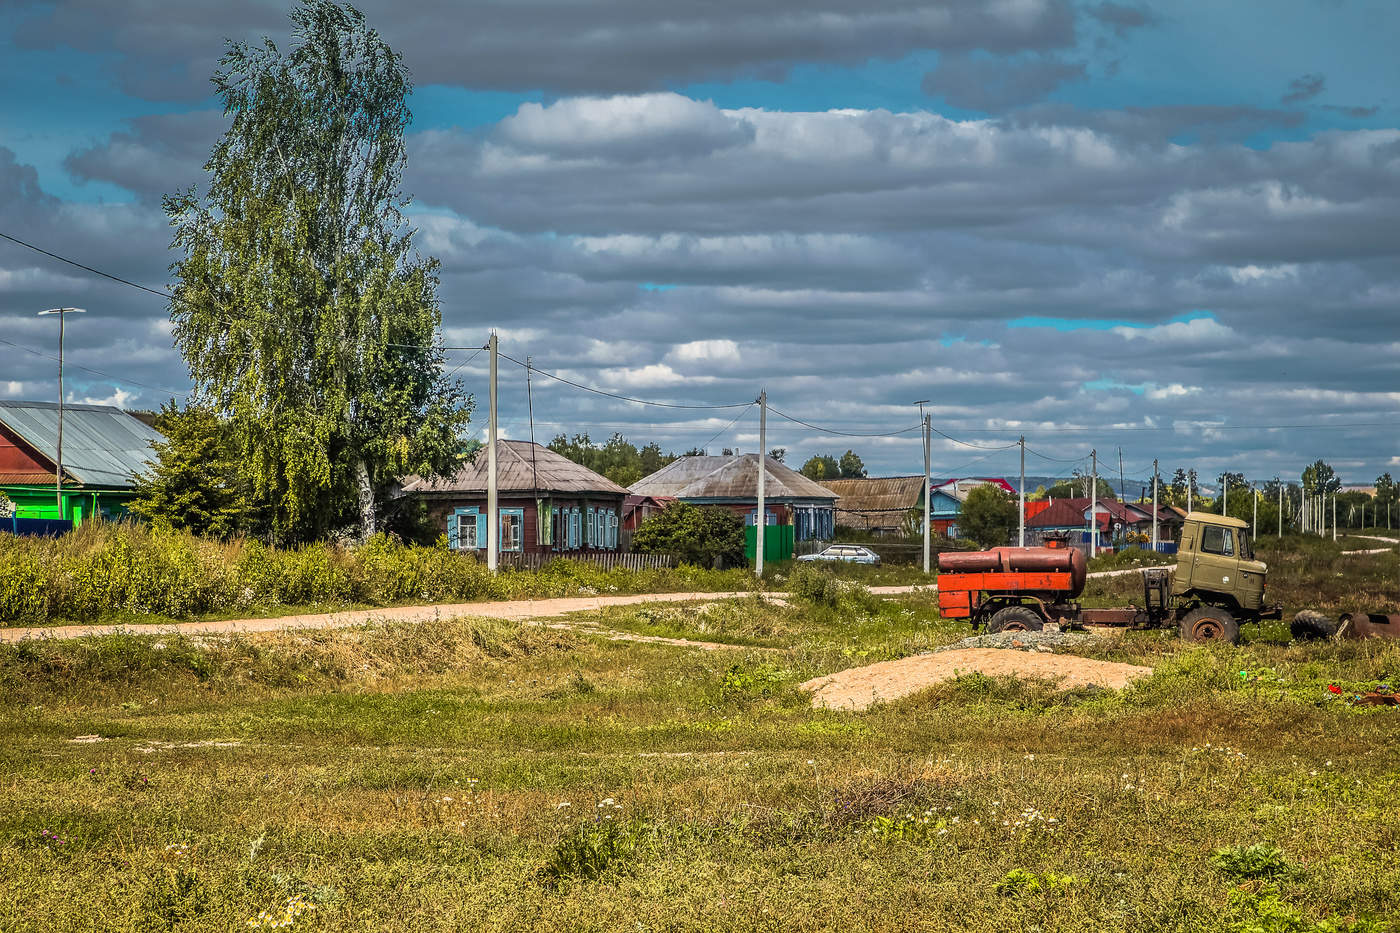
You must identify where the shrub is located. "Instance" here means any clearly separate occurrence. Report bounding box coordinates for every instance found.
[541,816,651,887]
[632,502,746,568]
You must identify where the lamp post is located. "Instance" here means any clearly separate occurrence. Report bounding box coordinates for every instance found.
[37,307,85,517]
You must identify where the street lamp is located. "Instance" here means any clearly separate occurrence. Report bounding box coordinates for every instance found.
[37,307,85,517]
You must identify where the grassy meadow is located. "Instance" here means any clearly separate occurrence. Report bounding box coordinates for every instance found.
[3,540,1399,932]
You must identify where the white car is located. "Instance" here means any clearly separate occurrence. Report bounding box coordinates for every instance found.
[796,545,881,565]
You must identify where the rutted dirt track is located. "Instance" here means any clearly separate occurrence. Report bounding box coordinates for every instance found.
[0,585,927,644]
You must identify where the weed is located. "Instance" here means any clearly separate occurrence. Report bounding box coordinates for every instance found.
[994,868,1082,897]
[1214,844,1300,881]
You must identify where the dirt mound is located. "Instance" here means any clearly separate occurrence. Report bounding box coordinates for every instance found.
[801,648,1153,711]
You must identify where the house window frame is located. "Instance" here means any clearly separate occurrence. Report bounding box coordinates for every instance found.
[450,506,482,550]
[499,507,524,552]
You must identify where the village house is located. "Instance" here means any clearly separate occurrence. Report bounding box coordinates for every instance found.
[820,475,925,535]
[628,453,837,546]
[621,493,676,532]
[400,439,629,557]
[0,400,163,525]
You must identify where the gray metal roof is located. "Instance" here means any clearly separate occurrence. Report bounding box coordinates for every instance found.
[630,454,837,502]
[400,439,630,497]
[0,400,164,488]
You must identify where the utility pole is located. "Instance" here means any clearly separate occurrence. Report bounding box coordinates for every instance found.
[487,332,499,572]
[1252,483,1257,538]
[37,307,85,517]
[1187,471,1193,515]
[756,389,767,578]
[1223,475,1228,517]
[1151,459,1159,552]
[1018,435,1026,548]
[921,409,932,572]
[1332,495,1336,542]
[1277,478,1282,538]
[1089,449,1098,558]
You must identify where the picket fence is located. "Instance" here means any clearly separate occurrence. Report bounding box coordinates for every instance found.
[496,550,677,572]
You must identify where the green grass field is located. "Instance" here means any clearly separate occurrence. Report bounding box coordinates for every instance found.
[2,540,1398,931]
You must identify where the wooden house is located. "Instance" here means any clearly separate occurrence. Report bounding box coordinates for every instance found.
[629,454,836,541]
[400,440,629,557]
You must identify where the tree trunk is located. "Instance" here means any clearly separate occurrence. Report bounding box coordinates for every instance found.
[355,458,376,542]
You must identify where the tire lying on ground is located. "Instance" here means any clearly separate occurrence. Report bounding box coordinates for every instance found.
[1290,609,1339,641]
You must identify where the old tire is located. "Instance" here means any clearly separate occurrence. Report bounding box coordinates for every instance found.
[1290,610,1338,641]
[988,605,1045,634]
[1180,607,1239,645]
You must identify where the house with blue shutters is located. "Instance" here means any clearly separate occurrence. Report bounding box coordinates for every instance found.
[399,440,630,557]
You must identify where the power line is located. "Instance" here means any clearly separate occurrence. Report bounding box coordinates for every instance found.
[767,405,923,438]
[0,231,175,300]
[0,335,187,397]
[698,403,754,451]
[497,351,750,411]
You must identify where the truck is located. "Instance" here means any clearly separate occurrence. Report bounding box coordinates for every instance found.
[936,511,1281,644]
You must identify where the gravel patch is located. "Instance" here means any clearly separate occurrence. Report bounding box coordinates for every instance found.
[935,630,1103,653]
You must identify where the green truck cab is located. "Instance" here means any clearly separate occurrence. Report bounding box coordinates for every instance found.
[1169,511,1279,641]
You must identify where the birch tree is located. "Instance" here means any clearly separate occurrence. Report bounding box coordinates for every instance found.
[164,0,468,542]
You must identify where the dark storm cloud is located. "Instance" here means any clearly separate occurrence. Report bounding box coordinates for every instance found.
[1282,73,1326,104]
[1322,104,1380,118]
[921,53,1087,111]
[63,111,229,204]
[14,0,1077,102]
[1014,103,1306,144]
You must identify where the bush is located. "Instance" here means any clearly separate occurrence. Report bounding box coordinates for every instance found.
[632,502,746,568]
[1212,844,1298,881]
[0,521,755,625]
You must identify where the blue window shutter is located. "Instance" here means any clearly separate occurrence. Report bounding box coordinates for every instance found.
[447,512,459,549]
[475,510,486,549]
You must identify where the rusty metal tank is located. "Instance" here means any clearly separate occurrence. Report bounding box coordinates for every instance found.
[937,546,1087,597]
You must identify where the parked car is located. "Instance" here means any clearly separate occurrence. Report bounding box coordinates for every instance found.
[796,545,881,565]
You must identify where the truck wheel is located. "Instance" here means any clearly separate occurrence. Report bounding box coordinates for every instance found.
[988,606,1045,634]
[1290,610,1338,641]
[1180,607,1239,644]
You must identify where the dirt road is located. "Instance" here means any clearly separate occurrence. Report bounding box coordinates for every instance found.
[0,571,1147,644]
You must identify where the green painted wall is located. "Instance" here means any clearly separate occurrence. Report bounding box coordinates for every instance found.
[0,484,134,525]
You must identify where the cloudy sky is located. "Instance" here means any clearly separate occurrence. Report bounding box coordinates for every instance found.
[1,0,1397,488]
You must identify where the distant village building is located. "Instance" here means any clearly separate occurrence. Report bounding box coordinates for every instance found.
[629,454,836,541]
[821,475,925,535]
[0,400,163,525]
[621,494,676,532]
[400,440,629,557]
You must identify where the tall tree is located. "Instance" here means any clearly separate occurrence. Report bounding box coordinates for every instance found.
[838,450,867,478]
[1301,459,1340,496]
[164,1,468,543]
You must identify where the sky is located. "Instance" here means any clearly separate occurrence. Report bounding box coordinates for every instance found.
[0,0,1397,490]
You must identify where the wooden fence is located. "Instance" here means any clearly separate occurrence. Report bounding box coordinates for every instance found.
[496,550,677,572]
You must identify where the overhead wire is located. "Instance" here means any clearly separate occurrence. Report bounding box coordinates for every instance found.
[767,405,922,438]
[0,335,187,397]
[697,403,754,452]
[497,351,750,410]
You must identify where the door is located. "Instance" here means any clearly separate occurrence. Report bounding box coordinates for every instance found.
[1194,524,1237,594]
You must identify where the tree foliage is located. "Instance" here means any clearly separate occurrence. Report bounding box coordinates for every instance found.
[547,432,678,487]
[631,502,746,568]
[1301,460,1340,495]
[163,0,468,543]
[959,484,1018,548]
[129,402,258,538]
[800,455,839,480]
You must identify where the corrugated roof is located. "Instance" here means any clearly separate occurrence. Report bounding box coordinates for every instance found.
[630,454,837,502]
[1026,500,1093,529]
[0,400,163,488]
[822,476,924,513]
[400,440,629,497]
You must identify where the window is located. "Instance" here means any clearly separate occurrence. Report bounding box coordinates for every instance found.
[1201,525,1234,556]
[448,507,481,550]
[500,508,523,551]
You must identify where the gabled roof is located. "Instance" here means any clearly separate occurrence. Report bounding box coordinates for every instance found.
[822,475,924,514]
[929,477,1016,503]
[400,440,629,497]
[630,454,837,502]
[1026,499,1094,529]
[0,400,163,488]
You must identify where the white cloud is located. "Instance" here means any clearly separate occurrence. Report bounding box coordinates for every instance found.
[668,339,739,363]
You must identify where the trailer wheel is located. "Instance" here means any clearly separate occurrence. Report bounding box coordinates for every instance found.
[1180,607,1239,644]
[988,606,1045,634]
[1290,610,1338,641]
